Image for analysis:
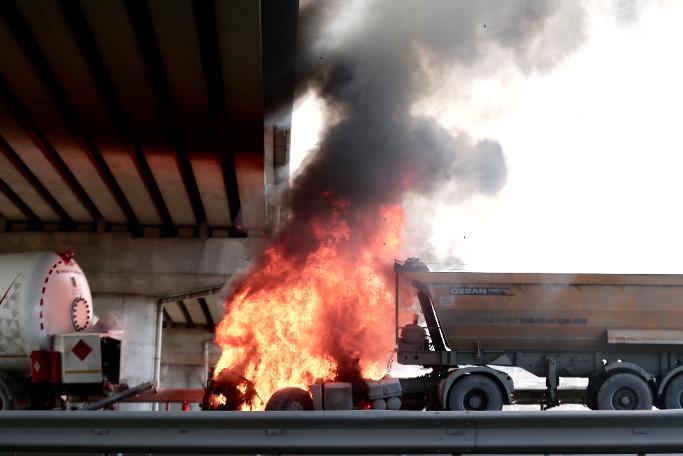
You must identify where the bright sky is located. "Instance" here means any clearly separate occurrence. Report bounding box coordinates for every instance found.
[291,0,683,274]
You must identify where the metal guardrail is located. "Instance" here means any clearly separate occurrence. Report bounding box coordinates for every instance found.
[0,410,682,454]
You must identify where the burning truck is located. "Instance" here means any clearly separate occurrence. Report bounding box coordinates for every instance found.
[207,258,683,411]
[0,251,121,410]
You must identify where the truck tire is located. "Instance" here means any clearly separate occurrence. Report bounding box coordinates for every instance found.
[0,379,11,410]
[447,375,504,411]
[265,387,314,411]
[663,375,683,409]
[0,376,30,410]
[597,373,652,410]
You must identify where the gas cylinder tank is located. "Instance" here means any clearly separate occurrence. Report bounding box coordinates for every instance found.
[0,251,93,372]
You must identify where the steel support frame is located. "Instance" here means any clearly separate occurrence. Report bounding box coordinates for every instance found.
[198,296,215,330]
[0,133,73,224]
[192,0,242,228]
[1,0,140,230]
[0,410,682,454]
[0,177,39,222]
[58,0,174,233]
[177,300,195,328]
[125,0,207,229]
[0,74,102,223]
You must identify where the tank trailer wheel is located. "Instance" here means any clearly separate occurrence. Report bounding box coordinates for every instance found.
[0,377,30,410]
[597,373,652,410]
[265,387,314,411]
[447,375,504,411]
[0,380,11,410]
[663,374,683,409]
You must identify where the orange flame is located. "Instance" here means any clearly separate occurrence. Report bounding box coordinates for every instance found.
[214,199,403,410]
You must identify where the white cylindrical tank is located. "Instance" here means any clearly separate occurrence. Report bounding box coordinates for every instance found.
[0,251,93,372]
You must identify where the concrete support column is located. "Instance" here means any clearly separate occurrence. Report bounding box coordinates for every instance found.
[94,293,157,411]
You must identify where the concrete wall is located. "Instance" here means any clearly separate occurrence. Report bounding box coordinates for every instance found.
[0,232,266,296]
[95,294,157,411]
[160,328,221,389]
[95,294,156,387]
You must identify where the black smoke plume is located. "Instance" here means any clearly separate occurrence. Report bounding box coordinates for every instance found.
[216,1,589,392]
[260,0,587,379]
[283,0,586,238]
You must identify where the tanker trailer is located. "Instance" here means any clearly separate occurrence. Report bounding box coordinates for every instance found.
[0,251,120,409]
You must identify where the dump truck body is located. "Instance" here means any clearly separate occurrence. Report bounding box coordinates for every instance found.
[404,270,683,353]
[394,260,683,410]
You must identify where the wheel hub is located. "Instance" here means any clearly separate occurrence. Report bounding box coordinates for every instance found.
[613,387,638,410]
[463,389,488,411]
[468,395,482,409]
[285,402,304,411]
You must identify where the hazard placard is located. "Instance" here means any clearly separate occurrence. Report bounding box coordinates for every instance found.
[53,334,102,384]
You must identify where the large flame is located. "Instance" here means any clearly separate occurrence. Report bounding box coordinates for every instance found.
[213,197,403,410]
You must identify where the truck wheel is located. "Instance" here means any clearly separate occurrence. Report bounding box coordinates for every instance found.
[0,379,11,410]
[265,387,314,411]
[663,375,683,409]
[447,375,504,411]
[0,377,29,410]
[597,373,652,410]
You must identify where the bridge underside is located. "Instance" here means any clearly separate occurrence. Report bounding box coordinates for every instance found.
[0,0,298,238]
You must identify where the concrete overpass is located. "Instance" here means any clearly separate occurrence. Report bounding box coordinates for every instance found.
[0,0,299,404]
[0,0,297,236]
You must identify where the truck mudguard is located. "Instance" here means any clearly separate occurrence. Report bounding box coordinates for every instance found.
[438,366,514,408]
[603,362,655,384]
[657,365,683,398]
